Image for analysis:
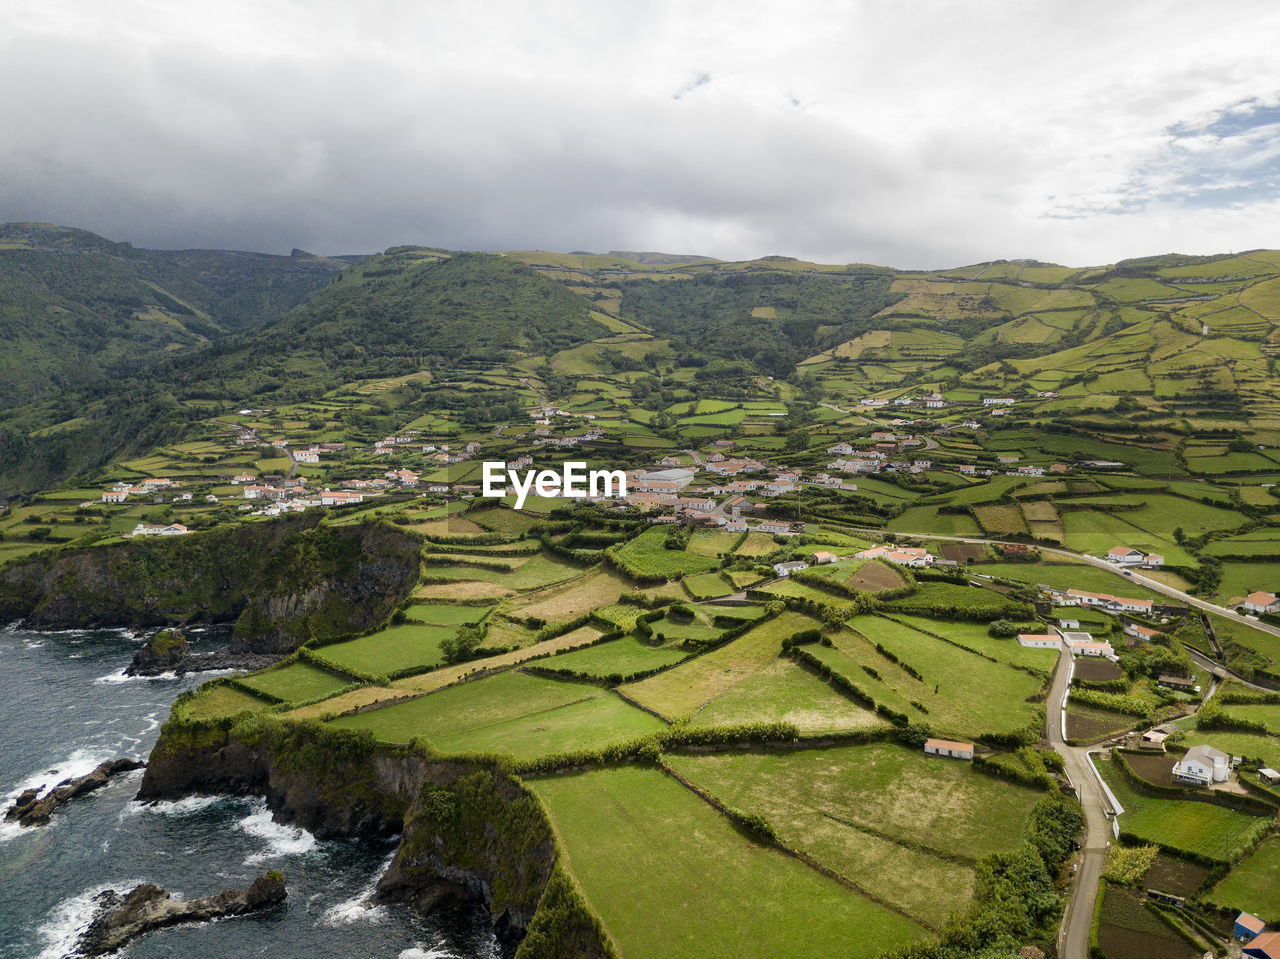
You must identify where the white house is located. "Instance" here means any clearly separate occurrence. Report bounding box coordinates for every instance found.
[1017,633,1062,649]
[827,443,854,455]
[294,450,319,464]
[1244,592,1280,614]
[130,523,189,537]
[1107,546,1162,567]
[321,490,364,506]
[924,738,974,761]
[101,489,129,504]
[773,560,810,577]
[1173,744,1229,788]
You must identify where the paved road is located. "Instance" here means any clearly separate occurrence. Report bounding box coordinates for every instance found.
[1045,649,1115,959]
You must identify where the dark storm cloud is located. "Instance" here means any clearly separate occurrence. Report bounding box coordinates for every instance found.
[4,1,1280,267]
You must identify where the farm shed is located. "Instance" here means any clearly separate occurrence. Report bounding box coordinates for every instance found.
[923,738,974,761]
[1260,768,1280,786]
[1238,912,1268,941]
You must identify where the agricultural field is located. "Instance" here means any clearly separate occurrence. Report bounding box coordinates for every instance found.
[683,571,733,599]
[888,614,1059,673]
[1096,884,1200,959]
[504,566,632,621]
[529,766,927,959]
[1095,758,1268,861]
[311,622,458,678]
[180,683,273,721]
[1065,704,1137,743]
[236,661,352,703]
[328,669,664,758]
[611,526,720,579]
[834,616,1046,738]
[540,634,689,679]
[621,611,818,719]
[691,657,886,734]
[1207,835,1280,921]
[666,742,1045,929]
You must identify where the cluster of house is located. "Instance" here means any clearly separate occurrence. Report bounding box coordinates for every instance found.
[1237,913,1280,958]
[1016,629,1116,659]
[1105,546,1164,567]
[1042,586,1155,616]
[772,544,942,578]
[95,477,183,505]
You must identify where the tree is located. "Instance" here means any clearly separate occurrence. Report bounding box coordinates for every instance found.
[441,625,484,664]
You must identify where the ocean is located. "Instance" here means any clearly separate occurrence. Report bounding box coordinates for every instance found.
[0,625,498,959]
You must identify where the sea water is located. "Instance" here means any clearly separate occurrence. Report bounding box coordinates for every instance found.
[0,625,499,959]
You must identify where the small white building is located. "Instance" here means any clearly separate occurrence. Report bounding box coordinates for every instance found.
[1244,591,1280,615]
[773,560,810,577]
[1017,633,1062,649]
[924,738,974,761]
[1173,744,1229,788]
[101,489,129,504]
[294,450,319,464]
[130,523,190,537]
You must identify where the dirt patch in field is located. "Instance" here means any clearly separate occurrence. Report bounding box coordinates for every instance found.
[844,560,906,593]
[505,567,631,621]
[1066,705,1134,743]
[939,543,984,565]
[1074,659,1125,683]
[1123,751,1178,788]
[414,580,514,600]
[1096,885,1199,959]
[1142,853,1210,897]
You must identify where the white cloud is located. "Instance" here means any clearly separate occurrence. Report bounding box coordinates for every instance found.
[2,0,1280,267]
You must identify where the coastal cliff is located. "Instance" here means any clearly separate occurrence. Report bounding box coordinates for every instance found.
[0,515,420,653]
[139,714,615,958]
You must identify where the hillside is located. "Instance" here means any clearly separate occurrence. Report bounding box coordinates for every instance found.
[0,223,349,408]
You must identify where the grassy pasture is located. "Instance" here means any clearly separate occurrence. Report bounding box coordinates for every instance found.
[528,766,927,959]
[846,616,1045,737]
[505,566,631,620]
[329,670,664,757]
[541,635,689,678]
[312,622,457,677]
[691,657,886,734]
[666,742,1044,928]
[621,611,818,719]
[237,661,352,703]
[683,571,733,599]
[889,615,1059,673]
[422,553,585,590]
[1095,758,1267,861]
[612,526,720,579]
[888,505,982,536]
[686,529,742,557]
[1207,835,1280,921]
[181,683,273,720]
[410,604,491,626]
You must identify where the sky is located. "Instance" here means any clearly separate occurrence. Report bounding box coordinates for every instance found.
[3,0,1280,269]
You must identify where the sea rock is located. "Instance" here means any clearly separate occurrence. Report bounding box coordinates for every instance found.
[4,758,145,827]
[125,629,190,676]
[77,872,286,956]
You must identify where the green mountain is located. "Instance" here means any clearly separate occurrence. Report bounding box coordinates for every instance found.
[0,223,349,408]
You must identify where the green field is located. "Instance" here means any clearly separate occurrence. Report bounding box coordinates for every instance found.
[622,611,817,720]
[683,571,733,599]
[312,622,457,678]
[611,526,720,579]
[666,742,1044,928]
[889,614,1060,673]
[542,635,689,678]
[1095,758,1267,861]
[181,682,273,720]
[327,670,665,758]
[529,765,928,959]
[691,657,886,733]
[421,553,585,590]
[1207,835,1280,921]
[236,661,352,703]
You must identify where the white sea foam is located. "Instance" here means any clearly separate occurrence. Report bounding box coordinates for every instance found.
[126,793,229,819]
[238,800,318,863]
[35,881,143,959]
[0,748,126,843]
[399,949,458,959]
[320,850,394,925]
[93,668,179,684]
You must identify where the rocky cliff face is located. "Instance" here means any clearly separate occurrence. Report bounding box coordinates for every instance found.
[0,516,420,654]
[139,717,615,958]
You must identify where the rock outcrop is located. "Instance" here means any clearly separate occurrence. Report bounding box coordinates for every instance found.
[77,872,286,956]
[125,629,281,676]
[0,515,420,655]
[5,758,145,827]
[138,717,615,957]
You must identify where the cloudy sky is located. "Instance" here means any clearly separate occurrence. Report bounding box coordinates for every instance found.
[4,1,1280,269]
